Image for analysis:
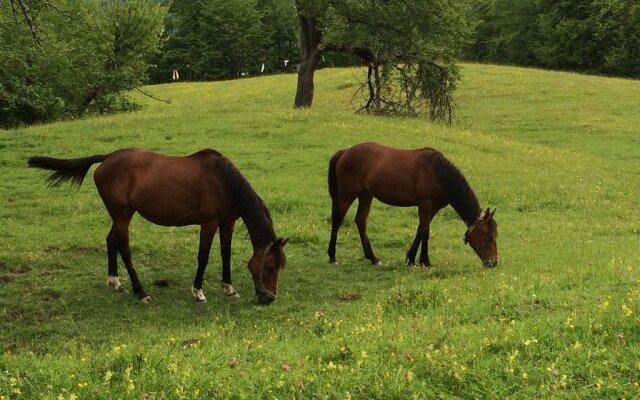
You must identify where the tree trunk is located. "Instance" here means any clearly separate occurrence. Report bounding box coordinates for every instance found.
[294,49,322,108]
[294,3,323,108]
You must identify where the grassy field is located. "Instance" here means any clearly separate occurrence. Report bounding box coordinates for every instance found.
[1,64,639,399]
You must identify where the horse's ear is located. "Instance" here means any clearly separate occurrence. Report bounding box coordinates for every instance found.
[490,208,497,218]
[276,237,289,247]
[484,207,491,219]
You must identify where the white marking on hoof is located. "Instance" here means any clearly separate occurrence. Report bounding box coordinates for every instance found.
[107,275,128,293]
[191,287,207,302]
[222,283,240,298]
[107,275,120,289]
[374,261,383,266]
[140,296,152,303]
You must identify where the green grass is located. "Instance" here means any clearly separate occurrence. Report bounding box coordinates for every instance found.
[1,64,639,399]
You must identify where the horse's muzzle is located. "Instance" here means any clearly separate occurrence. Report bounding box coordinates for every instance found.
[484,259,498,268]
[255,288,276,305]
[256,293,275,305]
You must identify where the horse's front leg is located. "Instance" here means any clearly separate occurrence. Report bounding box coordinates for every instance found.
[219,218,239,298]
[416,203,434,267]
[192,222,218,302]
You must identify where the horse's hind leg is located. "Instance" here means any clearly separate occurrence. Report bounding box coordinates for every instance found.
[406,228,421,266]
[219,218,239,298]
[192,221,218,302]
[106,226,127,293]
[355,193,380,265]
[113,216,150,302]
[328,196,353,263]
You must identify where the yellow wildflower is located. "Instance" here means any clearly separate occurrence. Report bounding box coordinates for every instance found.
[565,312,575,329]
[507,349,519,364]
[406,371,415,382]
[104,370,113,383]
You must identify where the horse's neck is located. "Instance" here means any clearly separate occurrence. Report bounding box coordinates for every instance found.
[240,212,275,251]
[447,185,482,227]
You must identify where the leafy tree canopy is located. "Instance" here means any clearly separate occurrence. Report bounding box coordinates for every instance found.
[466,0,640,78]
[293,0,475,122]
[0,0,166,128]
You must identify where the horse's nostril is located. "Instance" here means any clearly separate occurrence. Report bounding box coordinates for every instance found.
[257,294,274,305]
[484,260,498,268]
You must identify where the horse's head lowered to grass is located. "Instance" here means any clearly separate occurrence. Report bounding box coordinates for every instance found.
[464,208,498,267]
[248,238,288,305]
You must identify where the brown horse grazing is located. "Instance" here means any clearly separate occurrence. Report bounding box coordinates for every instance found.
[327,142,498,268]
[28,148,288,305]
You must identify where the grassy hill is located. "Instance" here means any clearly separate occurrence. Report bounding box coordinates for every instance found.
[1,64,639,399]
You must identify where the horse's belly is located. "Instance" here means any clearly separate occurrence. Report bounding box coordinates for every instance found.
[375,194,415,207]
[131,188,218,227]
[136,208,202,227]
[368,180,417,207]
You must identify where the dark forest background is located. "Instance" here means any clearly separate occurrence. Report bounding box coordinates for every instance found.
[1,0,638,127]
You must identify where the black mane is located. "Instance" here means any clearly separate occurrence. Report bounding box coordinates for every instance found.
[431,151,482,226]
[216,156,276,247]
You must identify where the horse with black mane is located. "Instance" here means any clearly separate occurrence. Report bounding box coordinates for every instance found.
[28,148,288,305]
[327,142,498,267]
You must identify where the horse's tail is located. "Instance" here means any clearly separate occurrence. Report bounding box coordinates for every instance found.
[28,154,106,187]
[328,149,345,204]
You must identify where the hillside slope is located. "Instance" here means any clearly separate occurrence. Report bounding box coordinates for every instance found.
[1,64,639,399]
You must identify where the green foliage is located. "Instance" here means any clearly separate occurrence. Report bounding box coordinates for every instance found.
[2,64,640,398]
[0,0,166,128]
[341,0,475,120]
[467,0,640,78]
[296,0,475,120]
[153,0,299,83]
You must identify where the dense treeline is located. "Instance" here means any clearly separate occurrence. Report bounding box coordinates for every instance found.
[3,0,638,128]
[466,0,640,78]
[149,0,297,83]
[0,0,165,128]
[149,0,361,84]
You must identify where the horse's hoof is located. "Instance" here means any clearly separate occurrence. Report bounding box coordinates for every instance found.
[107,275,128,293]
[406,259,416,267]
[192,287,207,302]
[222,283,240,298]
[140,296,152,304]
[374,261,383,266]
[419,262,431,269]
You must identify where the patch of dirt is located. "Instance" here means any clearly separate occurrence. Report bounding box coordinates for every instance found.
[153,279,171,288]
[338,292,361,302]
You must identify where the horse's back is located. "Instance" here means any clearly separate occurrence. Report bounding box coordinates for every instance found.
[335,142,444,206]
[94,148,230,226]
